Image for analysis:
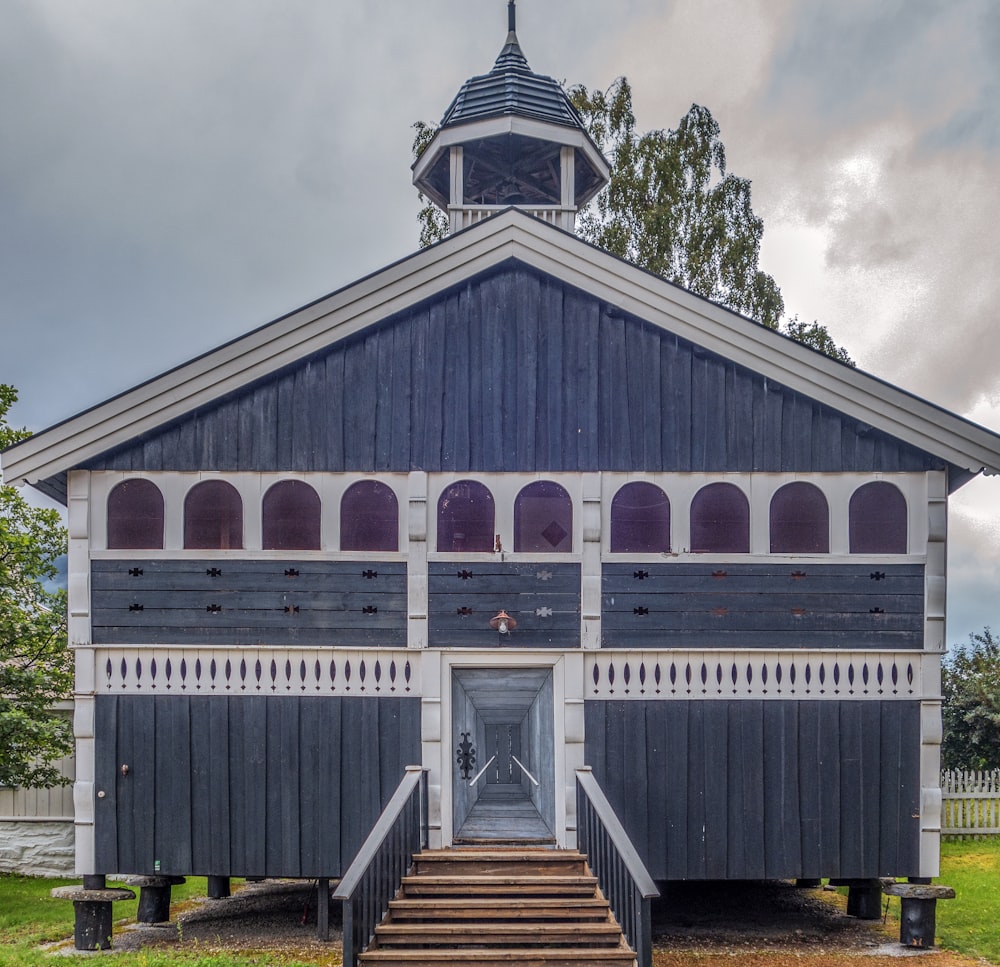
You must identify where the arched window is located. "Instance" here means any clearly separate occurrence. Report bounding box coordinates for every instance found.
[690,483,750,553]
[107,479,164,549]
[437,481,495,552]
[770,482,830,553]
[515,481,572,553]
[184,480,243,550]
[263,480,321,551]
[611,482,670,553]
[850,482,907,554]
[341,481,399,552]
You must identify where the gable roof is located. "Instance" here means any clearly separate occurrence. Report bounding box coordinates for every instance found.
[4,209,1000,501]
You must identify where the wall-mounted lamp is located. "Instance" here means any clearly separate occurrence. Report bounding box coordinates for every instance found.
[489,610,517,635]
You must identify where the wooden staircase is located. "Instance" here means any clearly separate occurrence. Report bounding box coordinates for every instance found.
[356,848,636,965]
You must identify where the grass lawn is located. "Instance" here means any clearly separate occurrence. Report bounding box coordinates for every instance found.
[880,837,1000,965]
[0,874,318,966]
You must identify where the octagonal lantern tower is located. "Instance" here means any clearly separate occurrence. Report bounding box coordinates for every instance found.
[413,1,610,234]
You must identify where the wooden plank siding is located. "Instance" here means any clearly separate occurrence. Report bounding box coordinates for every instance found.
[94,695,420,877]
[82,263,945,478]
[602,563,925,649]
[584,700,921,880]
[91,560,407,647]
[428,562,580,648]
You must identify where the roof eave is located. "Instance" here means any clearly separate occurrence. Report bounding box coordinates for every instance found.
[5,209,1000,494]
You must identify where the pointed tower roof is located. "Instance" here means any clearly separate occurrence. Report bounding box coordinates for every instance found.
[413,3,609,233]
[439,8,584,131]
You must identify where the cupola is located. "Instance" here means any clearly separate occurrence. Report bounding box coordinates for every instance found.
[412,1,610,234]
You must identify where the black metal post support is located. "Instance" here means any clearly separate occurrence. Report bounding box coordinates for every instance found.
[207,876,231,899]
[883,881,956,949]
[846,882,882,920]
[124,875,186,924]
[317,878,330,941]
[900,897,938,947]
[51,879,136,951]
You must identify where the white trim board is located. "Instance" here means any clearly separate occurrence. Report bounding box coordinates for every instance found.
[5,210,1000,494]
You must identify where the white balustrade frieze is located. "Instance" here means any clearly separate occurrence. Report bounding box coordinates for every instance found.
[586,650,925,700]
[94,647,419,697]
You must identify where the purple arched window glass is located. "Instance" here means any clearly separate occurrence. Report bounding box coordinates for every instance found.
[611,482,670,553]
[515,481,572,553]
[107,479,164,549]
[437,481,495,553]
[184,480,243,550]
[690,483,750,554]
[770,482,829,553]
[850,482,907,553]
[341,481,399,552]
[263,480,321,551]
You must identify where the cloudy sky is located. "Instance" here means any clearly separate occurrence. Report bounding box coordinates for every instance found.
[2,0,998,647]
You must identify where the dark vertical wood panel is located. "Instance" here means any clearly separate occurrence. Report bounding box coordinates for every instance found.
[324,350,346,470]
[644,702,668,875]
[896,702,921,875]
[838,702,864,878]
[624,701,649,864]
[94,696,119,871]
[704,358,727,470]
[603,701,629,832]
[541,278,564,467]
[685,702,708,878]
[374,327,395,472]
[390,323,413,469]
[664,703,689,879]
[238,697,269,875]
[818,702,842,877]
[739,701,766,879]
[797,702,822,878]
[514,271,538,469]
[878,701,902,874]
[480,275,504,470]
[860,700,882,874]
[702,702,728,878]
[451,289,472,469]
[576,290,602,469]
[265,699,301,876]
[690,354,709,470]
[154,696,192,873]
[276,370,295,469]
[724,703,746,877]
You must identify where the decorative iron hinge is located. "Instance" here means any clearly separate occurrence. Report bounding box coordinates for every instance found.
[870,571,886,582]
[128,567,144,577]
[362,605,378,615]
[206,604,223,613]
[362,570,379,580]
[633,607,649,616]
[456,732,476,782]
[285,568,300,578]
[634,570,649,580]
[206,567,223,578]
[458,570,474,581]
[129,604,144,612]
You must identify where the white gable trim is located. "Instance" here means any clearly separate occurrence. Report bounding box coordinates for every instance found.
[5,210,1000,490]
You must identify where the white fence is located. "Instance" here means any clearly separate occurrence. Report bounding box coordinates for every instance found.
[941,769,1000,837]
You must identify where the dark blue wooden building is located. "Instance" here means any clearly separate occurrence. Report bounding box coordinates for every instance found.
[5,8,1000,954]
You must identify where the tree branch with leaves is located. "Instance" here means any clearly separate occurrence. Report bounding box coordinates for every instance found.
[0,384,73,788]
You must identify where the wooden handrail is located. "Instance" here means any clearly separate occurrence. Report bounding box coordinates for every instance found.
[334,765,428,966]
[576,767,659,967]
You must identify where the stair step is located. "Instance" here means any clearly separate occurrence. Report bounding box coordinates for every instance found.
[387,898,611,921]
[413,850,588,877]
[358,947,637,965]
[374,922,623,947]
[400,875,598,897]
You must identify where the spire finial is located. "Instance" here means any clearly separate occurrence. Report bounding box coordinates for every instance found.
[508,0,516,34]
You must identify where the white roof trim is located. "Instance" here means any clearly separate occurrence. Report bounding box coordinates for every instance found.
[5,209,1000,490]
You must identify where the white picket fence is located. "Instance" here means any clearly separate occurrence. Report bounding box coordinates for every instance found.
[940,769,1000,837]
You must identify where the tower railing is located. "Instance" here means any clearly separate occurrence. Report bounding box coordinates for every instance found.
[449,204,576,233]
